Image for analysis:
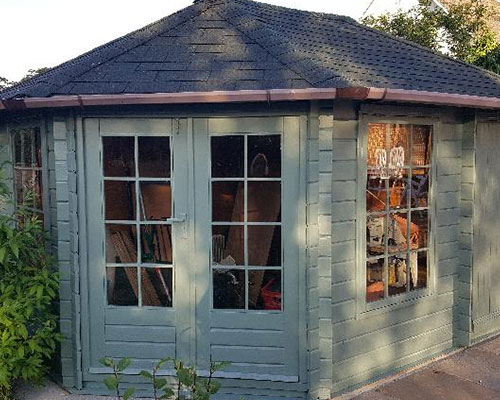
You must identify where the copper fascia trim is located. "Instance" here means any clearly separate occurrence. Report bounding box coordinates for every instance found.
[1,86,500,110]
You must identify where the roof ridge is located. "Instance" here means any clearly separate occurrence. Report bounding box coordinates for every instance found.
[1,0,220,99]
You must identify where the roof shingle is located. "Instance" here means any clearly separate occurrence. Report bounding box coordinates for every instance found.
[2,0,500,99]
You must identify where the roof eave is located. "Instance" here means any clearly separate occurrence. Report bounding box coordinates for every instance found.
[1,87,500,111]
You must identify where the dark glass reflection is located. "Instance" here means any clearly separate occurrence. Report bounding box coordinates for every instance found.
[248,225,281,266]
[212,225,244,265]
[141,267,173,307]
[140,225,173,264]
[248,135,281,177]
[139,137,171,178]
[103,137,135,177]
[212,181,244,222]
[249,270,281,310]
[211,136,244,178]
[213,269,245,309]
[107,267,138,306]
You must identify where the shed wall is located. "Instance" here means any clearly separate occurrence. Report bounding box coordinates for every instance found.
[324,104,463,395]
[471,117,500,341]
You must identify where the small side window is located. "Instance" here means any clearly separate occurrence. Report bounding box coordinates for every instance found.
[12,127,45,222]
[365,123,432,303]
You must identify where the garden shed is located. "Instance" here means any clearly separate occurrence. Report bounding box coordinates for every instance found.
[2,0,500,398]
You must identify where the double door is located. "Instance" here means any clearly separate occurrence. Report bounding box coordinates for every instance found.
[82,116,304,382]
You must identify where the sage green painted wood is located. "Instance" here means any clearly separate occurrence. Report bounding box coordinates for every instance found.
[194,116,305,382]
[330,109,462,395]
[472,121,500,339]
[82,118,189,371]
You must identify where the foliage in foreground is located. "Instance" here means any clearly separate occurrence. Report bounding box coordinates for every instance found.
[0,179,61,400]
[362,0,500,73]
[99,357,230,400]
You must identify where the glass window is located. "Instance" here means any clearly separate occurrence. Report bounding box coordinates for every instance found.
[12,127,45,222]
[366,124,432,303]
[104,136,173,308]
[211,134,282,311]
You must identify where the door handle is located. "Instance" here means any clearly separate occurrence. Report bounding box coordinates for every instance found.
[166,213,186,223]
[166,213,187,238]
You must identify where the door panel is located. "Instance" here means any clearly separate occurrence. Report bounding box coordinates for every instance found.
[82,116,303,382]
[194,117,303,382]
[83,118,191,373]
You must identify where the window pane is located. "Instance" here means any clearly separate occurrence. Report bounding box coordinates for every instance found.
[106,224,137,263]
[213,269,245,309]
[107,267,138,306]
[390,124,410,166]
[140,225,173,264]
[249,270,281,310]
[212,181,244,222]
[141,267,173,307]
[388,212,408,253]
[15,169,43,209]
[410,251,428,290]
[388,254,407,296]
[410,168,430,208]
[367,258,385,302]
[22,131,34,167]
[367,177,387,213]
[34,128,42,167]
[212,225,244,265]
[412,125,432,166]
[367,123,387,167]
[411,210,429,249]
[104,181,136,220]
[103,137,135,177]
[140,182,171,221]
[367,215,385,257]
[211,136,244,178]
[248,135,281,178]
[14,131,22,166]
[138,137,170,178]
[248,225,281,266]
[248,181,281,222]
[389,173,408,210]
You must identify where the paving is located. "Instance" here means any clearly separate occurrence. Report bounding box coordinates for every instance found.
[343,334,500,400]
[13,334,500,399]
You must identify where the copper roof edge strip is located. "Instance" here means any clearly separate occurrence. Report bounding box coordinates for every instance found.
[1,87,499,110]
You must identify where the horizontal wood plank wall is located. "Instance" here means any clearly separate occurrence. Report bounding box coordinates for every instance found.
[329,108,461,394]
[307,104,321,399]
[471,118,500,341]
[457,120,475,346]
[52,116,79,388]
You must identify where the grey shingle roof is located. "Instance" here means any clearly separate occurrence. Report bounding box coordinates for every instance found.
[2,0,500,99]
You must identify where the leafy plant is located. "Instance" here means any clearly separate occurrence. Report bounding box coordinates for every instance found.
[100,356,230,400]
[362,0,500,73]
[0,176,61,400]
[99,357,135,400]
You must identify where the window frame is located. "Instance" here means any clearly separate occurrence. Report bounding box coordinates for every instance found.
[8,120,50,231]
[100,131,176,309]
[357,116,437,314]
[208,131,284,313]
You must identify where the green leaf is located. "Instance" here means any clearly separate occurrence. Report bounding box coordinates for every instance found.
[103,376,118,390]
[99,357,114,368]
[0,247,6,263]
[139,370,153,380]
[155,377,167,389]
[123,387,136,400]
[117,357,132,372]
[161,387,175,398]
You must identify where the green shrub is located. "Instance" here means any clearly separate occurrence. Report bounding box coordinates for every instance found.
[0,178,60,399]
[99,356,230,400]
